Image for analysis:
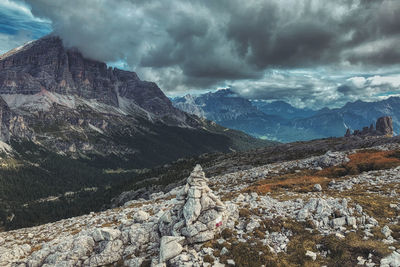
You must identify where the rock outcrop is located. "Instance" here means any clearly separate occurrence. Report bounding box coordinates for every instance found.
[376,116,394,136]
[345,116,394,137]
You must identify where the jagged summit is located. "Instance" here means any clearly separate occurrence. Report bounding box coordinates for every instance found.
[0,35,183,119]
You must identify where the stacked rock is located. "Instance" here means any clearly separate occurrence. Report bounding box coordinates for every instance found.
[158,164,226,262]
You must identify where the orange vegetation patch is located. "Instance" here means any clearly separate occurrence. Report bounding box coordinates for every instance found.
[246,150,400,195]
[247,175,329,194]
[318,150,400,178]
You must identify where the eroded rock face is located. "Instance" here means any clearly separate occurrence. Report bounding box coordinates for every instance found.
[159,165,226,246]
[0,36,179,117]
[376,116,393,136]
[345,116,394,137]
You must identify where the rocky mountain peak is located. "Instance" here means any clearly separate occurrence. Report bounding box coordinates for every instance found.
[0,35,183,119]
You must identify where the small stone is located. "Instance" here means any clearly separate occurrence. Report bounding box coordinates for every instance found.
[235,194,245,202]
[305,250,317,261]
[313,184,322,192]
[346,216,357,227]
[381,225,392,238]
[335,233,345,239]
[355,204,363,213]
[331,217,347,228]
[227,259,236,265]
[357,256,366,265]
[221,247,229,255]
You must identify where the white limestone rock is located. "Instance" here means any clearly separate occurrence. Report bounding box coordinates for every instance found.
[92,228,121,242]
[159,236,185,263]
[133,210,150,223]
[380,251,400,267]
[306,250,317,261]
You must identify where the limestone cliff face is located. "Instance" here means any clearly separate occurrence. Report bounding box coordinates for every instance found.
[0,35,182,118]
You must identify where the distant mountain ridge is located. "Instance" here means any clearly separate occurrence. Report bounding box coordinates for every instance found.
[252,100,316,119]
[172,89,400,142]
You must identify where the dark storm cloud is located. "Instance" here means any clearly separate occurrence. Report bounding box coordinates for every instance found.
[0,0,396,108]
[23,0,400,89]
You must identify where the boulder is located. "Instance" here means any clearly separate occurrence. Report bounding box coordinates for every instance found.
[313,184,322,192]
[305,250,317,261]
[380,251,400,267]
[92,228,121,242]
[133,210,149,223]
[159,236,185,262]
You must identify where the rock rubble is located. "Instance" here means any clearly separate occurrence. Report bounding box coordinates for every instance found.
[1,143,400,266]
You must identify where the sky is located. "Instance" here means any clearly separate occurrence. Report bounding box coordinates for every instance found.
[0,0,400,109]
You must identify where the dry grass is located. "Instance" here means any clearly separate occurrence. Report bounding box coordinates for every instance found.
[245,150,400,195]
[101,221,117,228]
[230,150,400,266]
[70,229,81,235]
[248,175,328,194]
[321,232,391,266]
[318,150,400,178]
[28,244,42,256]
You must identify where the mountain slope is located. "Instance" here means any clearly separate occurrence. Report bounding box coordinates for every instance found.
[2,137,400,266]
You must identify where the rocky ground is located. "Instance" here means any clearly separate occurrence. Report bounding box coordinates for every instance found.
[1,143,400,266]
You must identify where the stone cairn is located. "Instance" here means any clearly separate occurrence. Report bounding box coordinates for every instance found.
[158,164,226,263]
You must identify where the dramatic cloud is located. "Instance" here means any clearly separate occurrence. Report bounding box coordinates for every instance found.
[340,74,400,99]
[1,0,400,108]
[0,0,50,53]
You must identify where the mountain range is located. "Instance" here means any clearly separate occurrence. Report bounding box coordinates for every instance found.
[0,36,273,168]
[172,89,400,142]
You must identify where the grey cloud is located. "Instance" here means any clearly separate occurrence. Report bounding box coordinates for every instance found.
[18,0,400,108]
